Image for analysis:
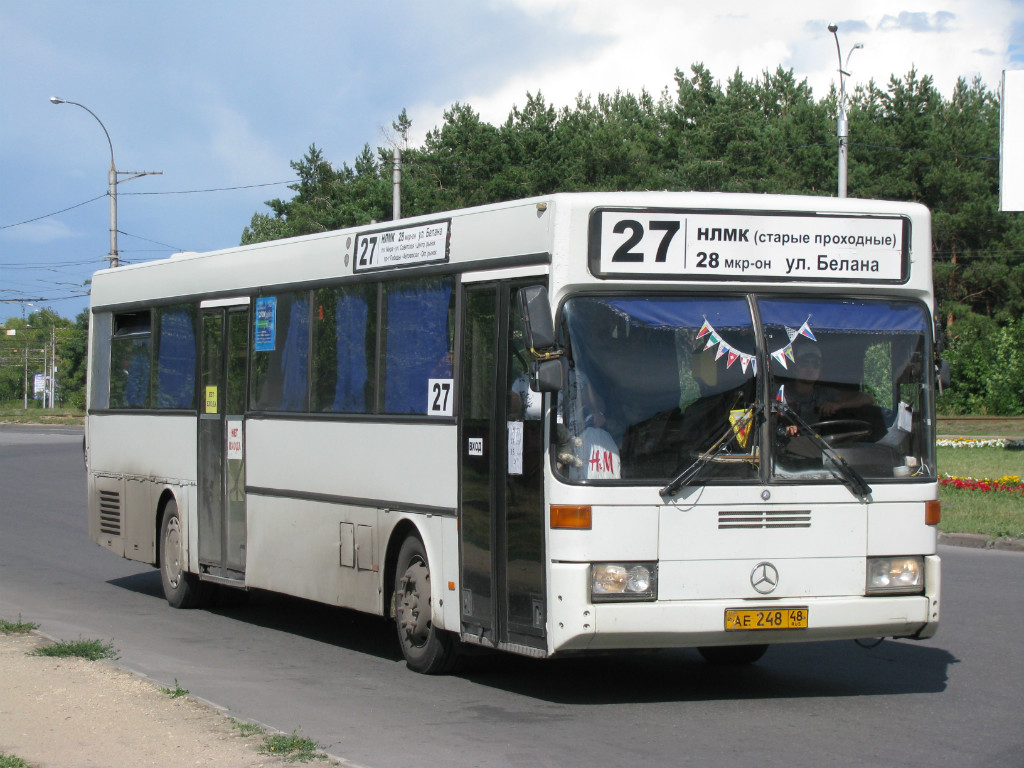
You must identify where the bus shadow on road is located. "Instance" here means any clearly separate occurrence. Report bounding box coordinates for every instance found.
[455,640,957,704]
[107,571,403,663]
[108,571,955,700]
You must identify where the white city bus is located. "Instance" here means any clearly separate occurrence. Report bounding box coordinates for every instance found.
[86,192,940,673]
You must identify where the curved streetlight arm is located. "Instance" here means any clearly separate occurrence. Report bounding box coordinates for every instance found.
[49,96,164,268]
[826,26,862,198]
[49,97,114,169]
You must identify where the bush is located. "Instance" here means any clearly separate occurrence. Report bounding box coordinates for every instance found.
[937,312,1024,415]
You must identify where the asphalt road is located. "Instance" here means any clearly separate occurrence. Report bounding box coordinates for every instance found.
[2,425,1022,768]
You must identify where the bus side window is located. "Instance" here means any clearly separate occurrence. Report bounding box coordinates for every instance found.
[250,292,310,412]
[312,284,377,414]
[381,278,454,415]
[110,310,152,410]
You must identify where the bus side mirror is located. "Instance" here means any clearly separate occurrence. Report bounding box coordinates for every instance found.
[937,359,951,390]
[531,358,564,393]
[517,285,556,352]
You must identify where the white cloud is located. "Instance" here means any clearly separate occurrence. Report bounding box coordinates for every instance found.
[1,219,79,244]
[201,102,286,183]
[407,0,1023,139]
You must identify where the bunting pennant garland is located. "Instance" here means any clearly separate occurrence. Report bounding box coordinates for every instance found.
[694,316,757,374]
[696,315,815,376]
[769,317,815,370]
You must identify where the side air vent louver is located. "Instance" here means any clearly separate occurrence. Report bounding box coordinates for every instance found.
[718,509,811,529]
[98,490,122,535]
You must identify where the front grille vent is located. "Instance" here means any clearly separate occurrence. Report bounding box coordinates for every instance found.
[98,490,122,535]
[718,509,811,529]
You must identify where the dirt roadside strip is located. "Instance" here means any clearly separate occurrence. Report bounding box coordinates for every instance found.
[0,631,354,768]
[3,538,1020,768]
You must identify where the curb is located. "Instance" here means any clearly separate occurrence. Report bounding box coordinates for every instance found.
[939,532,1024,552]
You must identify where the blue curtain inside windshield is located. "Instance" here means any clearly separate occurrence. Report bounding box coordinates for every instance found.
[758,297,928,333]
[606,297,753,331]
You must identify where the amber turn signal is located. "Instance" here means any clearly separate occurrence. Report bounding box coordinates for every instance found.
[550,505,592,529]
[925,500,941,526]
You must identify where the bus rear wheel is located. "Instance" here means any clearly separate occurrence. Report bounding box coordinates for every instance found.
[394,535,458,674]
[159,499,213,609]
[697,644,769,665]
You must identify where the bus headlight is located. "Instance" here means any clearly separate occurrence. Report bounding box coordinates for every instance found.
[591,562,657,602]
[866,556,924,594]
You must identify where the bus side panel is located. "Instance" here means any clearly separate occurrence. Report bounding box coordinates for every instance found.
[87,413,197,565]
[244,419,458,618]
[245,420,458,510]
[245,497,383,613]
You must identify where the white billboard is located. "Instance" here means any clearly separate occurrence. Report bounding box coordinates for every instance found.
[1001,70,1024,212]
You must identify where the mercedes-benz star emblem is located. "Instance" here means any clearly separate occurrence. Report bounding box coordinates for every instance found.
[750,562,779,594]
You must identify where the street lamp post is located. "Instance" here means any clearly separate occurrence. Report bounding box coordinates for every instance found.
[827,24,863,199]
[50,97,161,268]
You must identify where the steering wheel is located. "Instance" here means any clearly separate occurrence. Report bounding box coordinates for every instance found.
[809,419,871,445]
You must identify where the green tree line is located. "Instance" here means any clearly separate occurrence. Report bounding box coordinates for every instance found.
[242,63,1024,415]
[0,309,88,409]
[8,65,1019,415]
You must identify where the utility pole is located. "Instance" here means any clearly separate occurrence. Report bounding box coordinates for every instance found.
[392,145,402,220]
[50,97,161,268]
[827,24,863,198]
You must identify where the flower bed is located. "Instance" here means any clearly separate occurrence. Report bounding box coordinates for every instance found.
[939,473,1024,494]
[937,438,1024,449]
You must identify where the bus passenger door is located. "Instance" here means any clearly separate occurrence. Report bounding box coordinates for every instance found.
[460,283,546,653]
[198,305,249,582]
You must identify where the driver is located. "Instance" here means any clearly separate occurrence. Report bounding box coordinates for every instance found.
[783,344,873,436]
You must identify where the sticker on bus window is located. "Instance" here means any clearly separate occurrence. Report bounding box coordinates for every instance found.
[508,421,523,475]
[205,386,218,414]
[428,379,454,416]
[227,420,243,459]
[254,296,277,352]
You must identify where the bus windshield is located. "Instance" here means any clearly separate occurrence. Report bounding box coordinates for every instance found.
[556,294,935,486]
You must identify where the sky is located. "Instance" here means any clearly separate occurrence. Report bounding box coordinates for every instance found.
[2,0,1023,321]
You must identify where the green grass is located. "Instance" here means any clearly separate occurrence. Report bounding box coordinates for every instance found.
[30,638,118,661]
[231,719,265,738]
[937,445,1024,480]
[159,679,189,698]
[937,445,1024,539]
[0,403,84,425]
[939,488,1024,539]
[0,616,39,635]
[0,753,34,768]
[937,417,1024,439]
[259,730,328,763]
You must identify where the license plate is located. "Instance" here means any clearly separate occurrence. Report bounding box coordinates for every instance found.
[725,607,808,631]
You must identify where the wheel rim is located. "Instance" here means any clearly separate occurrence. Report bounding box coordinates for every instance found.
[397,558,431,649]
[163,516,183,589]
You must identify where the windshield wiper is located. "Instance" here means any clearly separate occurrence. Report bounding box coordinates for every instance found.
[774,402,872,502]
[660,404,761,500]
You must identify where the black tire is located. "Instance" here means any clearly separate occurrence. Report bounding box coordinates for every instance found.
[394,535,458,674]
[159,499,213,609]
[697,644,769,665]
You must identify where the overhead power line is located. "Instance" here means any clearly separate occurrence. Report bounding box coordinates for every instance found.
[0,180,298,231]
[121,180,298,196]
[0,195,106,230]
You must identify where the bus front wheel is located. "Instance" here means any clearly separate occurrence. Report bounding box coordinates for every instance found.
[159,499,212,609]
[697,644,769,665]
[394,535,458,674]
